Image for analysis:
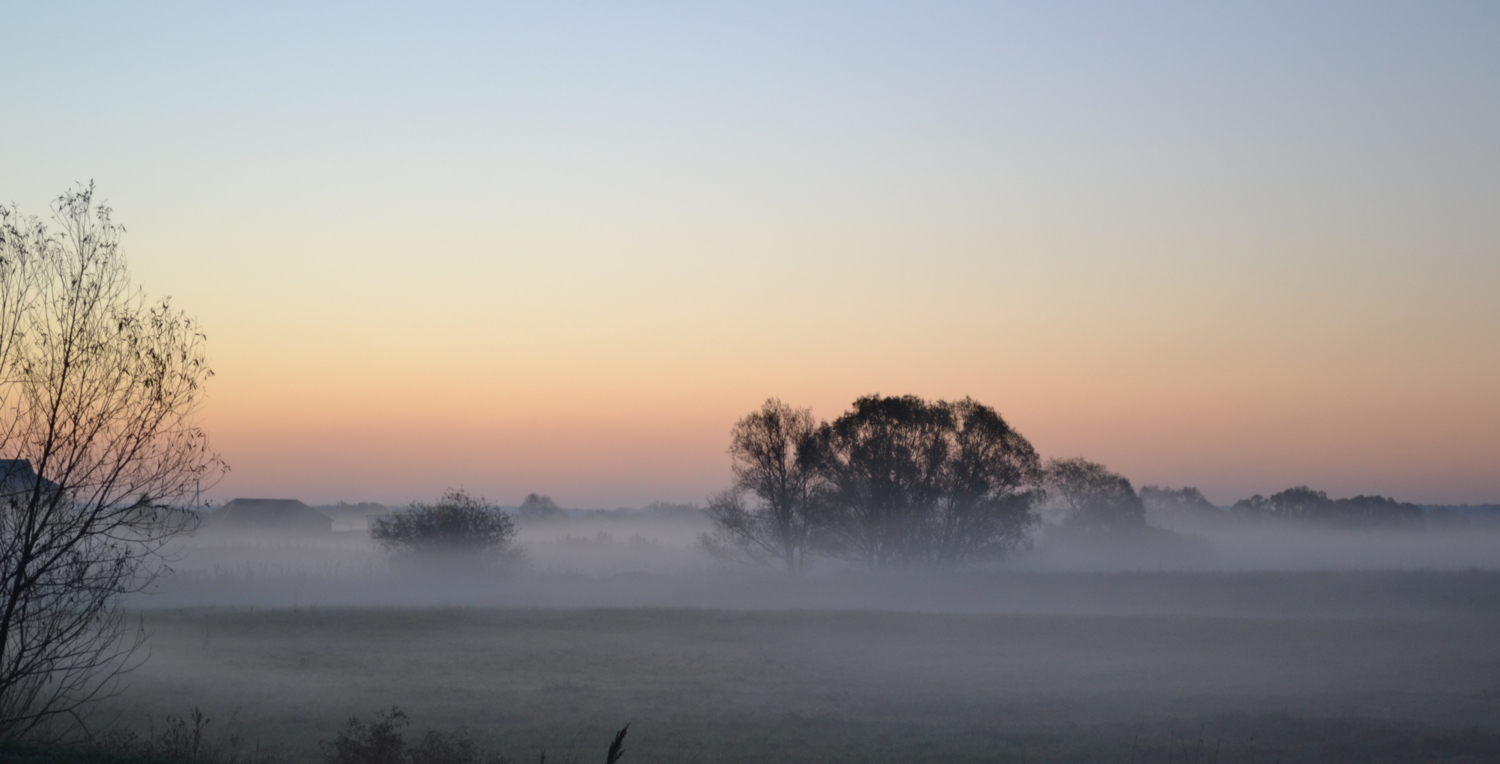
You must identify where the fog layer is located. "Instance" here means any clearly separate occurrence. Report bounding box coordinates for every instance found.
[134,508,1500,612]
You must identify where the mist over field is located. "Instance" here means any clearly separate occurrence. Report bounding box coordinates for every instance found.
[138,503,1500,610]
[84,501,1500,764]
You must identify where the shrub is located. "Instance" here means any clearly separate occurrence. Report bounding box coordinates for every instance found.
[321,709,629,764]
[65,707,281,763]
[370,490,516,559]
[320,708,507,764]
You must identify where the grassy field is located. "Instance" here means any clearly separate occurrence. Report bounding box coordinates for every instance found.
[85,572,1500,764]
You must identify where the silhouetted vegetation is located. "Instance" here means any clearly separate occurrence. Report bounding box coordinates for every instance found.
[0,707,281,763]
[517,494,567,525]
[1140,486,1219,515]
[813,395,1042,567]
[0,185,223,739]
[1042,457,1146,531]
[604,724,627,764]
[700,396,1467,575]
[702,398,821,571]
[706,394,1043,569]
[322,708,629,764]
[322,707,507,764]
[371,490,516,560]
[1233,486,1424,527]
[0,707,634,764]
[635,502,703,522]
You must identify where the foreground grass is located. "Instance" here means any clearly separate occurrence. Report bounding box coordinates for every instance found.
[77,589,1500,764]
[0,740,168,764]
[12,717,1500,764]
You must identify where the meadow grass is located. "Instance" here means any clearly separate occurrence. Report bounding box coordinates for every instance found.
[80,584,1500,764]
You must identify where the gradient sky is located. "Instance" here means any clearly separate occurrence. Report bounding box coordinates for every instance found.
[4,2,1498,506]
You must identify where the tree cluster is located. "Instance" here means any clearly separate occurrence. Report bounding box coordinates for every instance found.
[1137,484,1433,529]
[706,396,1443,572]
[704,395,1045,570]
[1233,486,1423,527]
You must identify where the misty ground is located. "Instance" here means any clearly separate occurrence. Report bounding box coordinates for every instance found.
[93,519,1500,763]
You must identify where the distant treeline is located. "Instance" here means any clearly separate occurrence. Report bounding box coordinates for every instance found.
[696,395,1491,572]
[513,494,702,524]
[1137,485,1480,528]
[267,398,1494,554]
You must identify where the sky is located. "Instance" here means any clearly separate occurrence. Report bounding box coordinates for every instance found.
[3,2,1498,507]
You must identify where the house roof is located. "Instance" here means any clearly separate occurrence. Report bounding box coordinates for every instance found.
[0,459,61,496]
[212,498,332,531]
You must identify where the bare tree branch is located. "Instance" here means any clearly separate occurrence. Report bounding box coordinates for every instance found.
[0,184,223,740]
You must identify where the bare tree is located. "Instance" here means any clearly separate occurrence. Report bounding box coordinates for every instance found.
[701,398,820,571]
[1042,458,1145,531]
[0,185,223,739]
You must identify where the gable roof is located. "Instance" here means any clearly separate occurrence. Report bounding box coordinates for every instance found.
[211,498,332,533]
[0,459,61,498]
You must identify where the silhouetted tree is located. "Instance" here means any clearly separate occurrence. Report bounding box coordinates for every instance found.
[1042,458,1146,531]
[1140,485,1223,527]
[702,399,821,571]
[0,185,223,739]
[810,395,1041,568]
[371,490,516,559]
[518,493,567,524]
